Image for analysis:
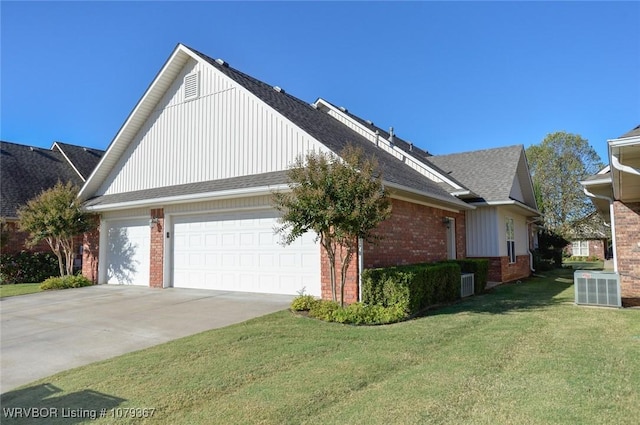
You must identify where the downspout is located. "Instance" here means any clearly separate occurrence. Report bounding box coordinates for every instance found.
[611,153,640,176]
[583,187,618,273]
[526,219,536,272]
[358,237,364,302]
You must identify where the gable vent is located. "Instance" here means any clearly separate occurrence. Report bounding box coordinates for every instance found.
[184,72,199,100]
[215,58,228,67]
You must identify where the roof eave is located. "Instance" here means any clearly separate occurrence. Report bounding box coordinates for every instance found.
[84,184,290,212]
[468,199,540,216]
[384,181,475,212]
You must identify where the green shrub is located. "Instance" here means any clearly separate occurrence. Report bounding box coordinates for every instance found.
[443,259,490,294]
[308,300,340,321]
[290,295,318,311]
[40,275,93,290]
[362,262,461,315]
[332,302,407,325]
[0,251,59,284]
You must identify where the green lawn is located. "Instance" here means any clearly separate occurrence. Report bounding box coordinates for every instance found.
[0,283,42,298]
[2,268,638,424]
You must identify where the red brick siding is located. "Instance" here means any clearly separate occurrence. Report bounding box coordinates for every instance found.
[482,255,531,283]
[614,201,640,301]
[1,220,51,254]
[81,215,100,283]
[320,241,359,304]
[363,198,466,268]
[149,208,164,288]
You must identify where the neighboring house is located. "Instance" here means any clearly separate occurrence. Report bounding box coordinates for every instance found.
[581,125,640,306]
[77,43,539,301]
[563,212,610,260]
[0,140,104,257]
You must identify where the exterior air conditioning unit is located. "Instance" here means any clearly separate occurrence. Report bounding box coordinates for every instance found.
[574,270,621,308]
[461,273,474,298]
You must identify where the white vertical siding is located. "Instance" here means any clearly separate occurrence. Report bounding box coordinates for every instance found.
[466,207,499,257]
[97,59,327,196]
[497,208,530,256]
[164,195,273,215]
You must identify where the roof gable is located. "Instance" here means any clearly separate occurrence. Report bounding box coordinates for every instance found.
[1,141,84,218]
[80,44,470,211]
[429,145,538,211]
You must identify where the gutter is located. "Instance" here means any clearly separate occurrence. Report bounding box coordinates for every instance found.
[84,184,290,212]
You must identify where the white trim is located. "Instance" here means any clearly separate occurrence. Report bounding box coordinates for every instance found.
[580,176,612,186]
[85,184,290,212]
[314,98,466,191]
[467,199,539,215]
[384,181,473,211]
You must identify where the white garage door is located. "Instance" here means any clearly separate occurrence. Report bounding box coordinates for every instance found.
[105,218,150,286]
[172,210,320,295]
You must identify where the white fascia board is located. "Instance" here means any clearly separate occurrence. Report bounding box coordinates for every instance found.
[451,190,472,196]
[78,44,192,201]
[85,184,290,212]
[468,200,539,216]
[384,181,474,211]
[314,98,465,191]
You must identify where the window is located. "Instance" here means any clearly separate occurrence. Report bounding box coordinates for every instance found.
[572,240,589,257]
[506,218,516,264]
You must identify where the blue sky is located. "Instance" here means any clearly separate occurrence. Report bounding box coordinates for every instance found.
[1,1,638,162]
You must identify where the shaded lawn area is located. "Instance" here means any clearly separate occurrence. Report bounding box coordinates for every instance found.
[0,283,42,298]
[2,269,638,424]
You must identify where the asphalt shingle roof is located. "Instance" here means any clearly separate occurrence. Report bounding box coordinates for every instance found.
[1,141,84,218]
[429,145,524,203]
[618,124,640,139]
[188,47,468,209]
[54,142,104,180]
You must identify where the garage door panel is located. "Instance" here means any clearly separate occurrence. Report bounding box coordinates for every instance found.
[106,219,150,286]
[173,211,320,295]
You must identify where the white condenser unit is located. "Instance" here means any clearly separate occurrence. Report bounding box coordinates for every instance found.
[574,270,621,308]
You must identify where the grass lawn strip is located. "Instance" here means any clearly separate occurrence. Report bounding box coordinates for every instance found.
[0,283,42,298]
[1,268,638,425]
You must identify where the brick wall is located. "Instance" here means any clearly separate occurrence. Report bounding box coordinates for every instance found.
[1,220,51,254]
[320,241,359,304]
[149,208,164,288]
[483,255,531,283]
[614,201,640,302]
[363,198,466,268]
[81,215,100,283]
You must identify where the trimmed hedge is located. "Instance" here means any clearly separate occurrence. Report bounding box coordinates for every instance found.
[362,262,461,316]
[0,251,59,284]
[40,275,93,290]
[442,259,489,294]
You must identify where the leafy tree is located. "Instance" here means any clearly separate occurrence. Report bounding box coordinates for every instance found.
[273,145,392,306]
[18,181,92,277]
[526,132,604,238]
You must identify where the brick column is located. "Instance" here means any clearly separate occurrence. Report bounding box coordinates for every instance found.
[614,201,640,304]
[320,240,359,304]
[82,215,100,284]
[150,208,164,288]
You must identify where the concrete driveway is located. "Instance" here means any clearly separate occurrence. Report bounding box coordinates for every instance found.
[0,285,293,393]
